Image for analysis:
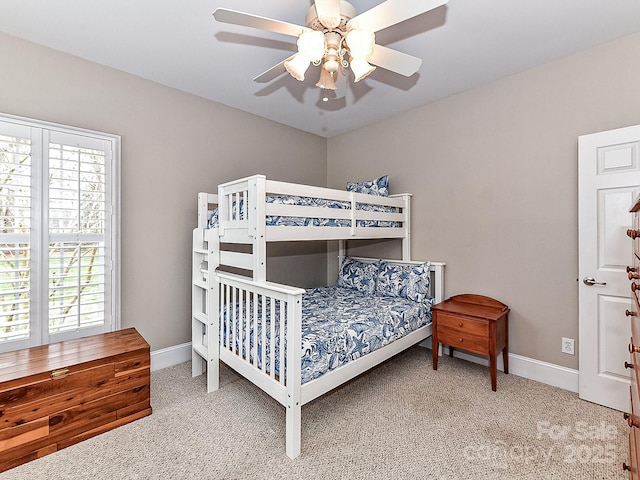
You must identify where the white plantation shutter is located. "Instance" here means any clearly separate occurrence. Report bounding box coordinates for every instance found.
[47,132,111,341]
[0,124,32,348]
[0,115,120,352]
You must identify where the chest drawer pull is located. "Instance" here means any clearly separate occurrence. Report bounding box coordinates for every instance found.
[50,368,69,379]
[629,342,640,354]
[626,362,634,369]
[632,283,640,292]
[630,272,640,280]
[629,266,638,273]
[628,229,640,239]
[627,310,637,317]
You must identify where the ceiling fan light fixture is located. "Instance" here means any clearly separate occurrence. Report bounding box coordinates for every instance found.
[284,53,311,81]
[285,30,326,81]
[350,58,376,82]
[345,29,375,60]
[316,67,337,90]
[296,30,325,63]
[323,52,340,74]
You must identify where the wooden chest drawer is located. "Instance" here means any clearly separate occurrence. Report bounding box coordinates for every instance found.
[436,313,489,355]
[0,328,151,472]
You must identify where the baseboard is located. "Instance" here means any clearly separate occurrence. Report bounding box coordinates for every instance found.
[150,342,192,372]
[153,341,580,393]
[434,345,579,393]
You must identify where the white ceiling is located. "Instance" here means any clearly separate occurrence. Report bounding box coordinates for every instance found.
[1,1,640,138]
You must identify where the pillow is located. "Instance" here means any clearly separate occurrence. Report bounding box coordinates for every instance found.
[346,175,389,197]
[336,257,378,295]
[376,261,431,303]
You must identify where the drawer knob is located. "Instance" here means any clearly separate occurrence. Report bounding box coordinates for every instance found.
[623,462,631,471]
[627,310,637,317]
[628,229,640,239]
[632,283,640,293]
[628,266,638,273]
[629,342,640,354]
[626,361,634,369]
[458,322,463,327]
[458,338,464,343]
[630,272,640,280]
[50,368,69,380]
[629,415,640,428]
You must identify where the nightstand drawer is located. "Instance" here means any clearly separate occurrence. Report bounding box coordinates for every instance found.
[437,313,488,337]
[437,327,489,355]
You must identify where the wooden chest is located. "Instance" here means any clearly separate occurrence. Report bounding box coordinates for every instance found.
[0,328,151,472]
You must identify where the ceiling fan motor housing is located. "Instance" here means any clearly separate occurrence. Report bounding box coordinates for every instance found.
[305,1,356,32]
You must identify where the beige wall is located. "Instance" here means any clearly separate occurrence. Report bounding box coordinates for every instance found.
[3,28,639,370]
[0,33,328,351]
[328,32,640,369]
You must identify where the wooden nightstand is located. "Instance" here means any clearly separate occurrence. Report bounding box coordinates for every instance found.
[431,294,509,391]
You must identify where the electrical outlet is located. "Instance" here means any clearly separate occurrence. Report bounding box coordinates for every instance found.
[562,337,575,355]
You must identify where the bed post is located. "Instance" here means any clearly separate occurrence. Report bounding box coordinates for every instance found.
[196,192,209,229]
[251,175,267,282]
[207,230,221,393]
[285,291,303,459]
[431,262,445,304]
[338,240,346,270]
[402,193,411,261]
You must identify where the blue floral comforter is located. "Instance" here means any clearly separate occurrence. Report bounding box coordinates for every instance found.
[222,286,433,384]
[209,195,399,228]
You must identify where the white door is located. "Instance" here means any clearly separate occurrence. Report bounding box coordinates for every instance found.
[578,124,640,411]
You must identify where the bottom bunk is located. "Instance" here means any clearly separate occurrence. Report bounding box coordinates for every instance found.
[192,255,445,459]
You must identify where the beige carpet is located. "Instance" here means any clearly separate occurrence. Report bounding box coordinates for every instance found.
[0,347,628,480]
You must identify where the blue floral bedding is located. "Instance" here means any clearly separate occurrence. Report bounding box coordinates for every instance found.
[222,285,433,384]
[208,195,399,229]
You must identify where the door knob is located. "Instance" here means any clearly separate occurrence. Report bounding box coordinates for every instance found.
[583,277,606,286]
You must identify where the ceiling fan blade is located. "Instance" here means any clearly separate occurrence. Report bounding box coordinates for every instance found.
[213,8,310,37]
[368,44,422,76]
[314,0,341,30]
[347,0,448,33]
[252,56,295,83]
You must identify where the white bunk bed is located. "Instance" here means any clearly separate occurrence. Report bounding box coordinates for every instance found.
[191,174,445,459]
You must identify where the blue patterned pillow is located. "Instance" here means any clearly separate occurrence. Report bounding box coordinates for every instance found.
[336,257,378,295]
[346,175,389,197]
[376,261,431,303]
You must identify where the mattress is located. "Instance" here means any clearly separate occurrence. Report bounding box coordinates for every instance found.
[208,195,399,229]
[221,285,433,384]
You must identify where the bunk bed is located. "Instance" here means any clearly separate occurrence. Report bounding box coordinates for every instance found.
[191,174,445,459]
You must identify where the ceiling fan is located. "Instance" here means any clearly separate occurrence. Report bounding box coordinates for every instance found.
[213,0,448,100]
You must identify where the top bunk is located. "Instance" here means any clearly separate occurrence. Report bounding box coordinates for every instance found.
[196,174,411,247]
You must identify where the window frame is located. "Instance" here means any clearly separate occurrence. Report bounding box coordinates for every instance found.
[0,112,121,351]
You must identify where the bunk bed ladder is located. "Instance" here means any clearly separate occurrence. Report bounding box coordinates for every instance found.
[192,193,221,392]
[192,228,208,377]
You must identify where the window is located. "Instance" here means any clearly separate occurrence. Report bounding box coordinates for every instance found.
[0,114,120,352]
